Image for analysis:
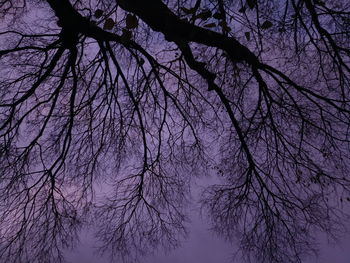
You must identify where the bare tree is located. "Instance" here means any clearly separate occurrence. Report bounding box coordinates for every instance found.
[0,0,350,262]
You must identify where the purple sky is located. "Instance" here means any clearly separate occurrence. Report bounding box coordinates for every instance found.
[1,2,349,263]
[67,214,350,263]
[66,177,350,263]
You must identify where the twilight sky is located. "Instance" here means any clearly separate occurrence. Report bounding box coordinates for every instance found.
[66,210,350,263]
[66,176,350,263]
[1,1,350,263]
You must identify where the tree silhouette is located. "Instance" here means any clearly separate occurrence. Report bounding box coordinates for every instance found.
[0,0,349,262]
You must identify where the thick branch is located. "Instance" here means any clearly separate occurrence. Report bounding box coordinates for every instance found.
[117,0,258,65]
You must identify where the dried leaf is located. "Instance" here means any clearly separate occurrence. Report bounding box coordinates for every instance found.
[260,20,273,29]
[203,22,216,28]
[315,0,325,6]
[213,12,224,20]
[223,25,231,32]
[103,18,115,30]
[247,0,257,9]
[219,21,231,32]
[181,7,196,14]
[196,10,212,20]
[126,14,138,29]
[94,9,103,18]
[245,31,251,41]
[238,6,246,13]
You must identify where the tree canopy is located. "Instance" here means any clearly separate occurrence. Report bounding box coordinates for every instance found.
[0,0,350,262]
